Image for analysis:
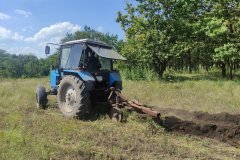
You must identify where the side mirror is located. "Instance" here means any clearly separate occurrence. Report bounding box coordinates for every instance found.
[45,46,50,55]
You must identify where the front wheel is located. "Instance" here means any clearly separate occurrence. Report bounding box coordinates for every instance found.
[57,76,91,118]
[36,85,48,109]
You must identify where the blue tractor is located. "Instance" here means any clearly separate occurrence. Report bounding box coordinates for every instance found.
[36,39,126,119]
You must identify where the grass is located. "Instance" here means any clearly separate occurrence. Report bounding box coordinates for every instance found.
[0,76,240,159]
[123,80,240,114]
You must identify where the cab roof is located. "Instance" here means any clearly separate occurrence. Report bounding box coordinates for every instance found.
[62,39,112,48]
[60,39,126,60]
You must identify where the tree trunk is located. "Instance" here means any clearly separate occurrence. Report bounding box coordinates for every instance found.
[188,51,192,74]
[221,62,226,78]
[155,60,167,78]
[205,65,209,72]
[233,61,237,71]
[197,53,200,71]
[181,57,184,70]
[129,67,132,80]
[229,62,233,80]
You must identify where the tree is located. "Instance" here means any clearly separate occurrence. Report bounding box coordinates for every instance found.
[214,43,239,79]
[61,26,122,52]
[117,0,206,77]
[202,0,240,78]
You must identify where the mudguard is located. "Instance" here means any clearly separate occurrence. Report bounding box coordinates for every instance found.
[63,70,96,91]
[50,69,60,91]
[109,72,122,90]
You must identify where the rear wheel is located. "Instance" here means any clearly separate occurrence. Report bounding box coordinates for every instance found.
[57,76,91,118]
[36,86,47,109]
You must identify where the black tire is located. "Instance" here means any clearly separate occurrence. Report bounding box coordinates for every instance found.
[36,85,48,109]
[57,76,91,118]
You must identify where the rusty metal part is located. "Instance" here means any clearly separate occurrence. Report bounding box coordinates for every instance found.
[127,101,160,118]
[108,87,161,119]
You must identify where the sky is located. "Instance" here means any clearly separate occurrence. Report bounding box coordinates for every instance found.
[0,0,127,57]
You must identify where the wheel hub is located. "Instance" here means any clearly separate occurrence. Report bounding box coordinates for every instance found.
[65,88,76,112]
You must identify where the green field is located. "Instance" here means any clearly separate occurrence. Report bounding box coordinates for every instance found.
[0,77,240,159]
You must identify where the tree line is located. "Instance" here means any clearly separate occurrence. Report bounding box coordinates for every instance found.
[0,49,58,78]
[0,49,46,78]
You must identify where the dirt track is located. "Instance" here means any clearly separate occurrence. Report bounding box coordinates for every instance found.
[157,108,240,147]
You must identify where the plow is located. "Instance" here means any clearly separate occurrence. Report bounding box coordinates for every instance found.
[107,87,161,122]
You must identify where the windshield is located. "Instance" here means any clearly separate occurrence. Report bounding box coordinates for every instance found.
[99,57,111,70]
[60,44,83,69]
[60,43,113,70]
[60,46,71,68]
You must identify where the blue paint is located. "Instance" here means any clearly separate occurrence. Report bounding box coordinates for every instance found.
[50,70,122,91]
[63,70,95,82]
[50,69,60,90]
[109,72,121,86]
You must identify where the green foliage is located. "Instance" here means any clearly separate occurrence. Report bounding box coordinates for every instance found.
[117,0,204,77]
[0,50,50,78]
[201,0,240,79]
[61,26,122,52]
[214,43,238,62]
[117,0,240,79]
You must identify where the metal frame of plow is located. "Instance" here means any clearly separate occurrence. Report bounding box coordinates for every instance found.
[108,87,161,120]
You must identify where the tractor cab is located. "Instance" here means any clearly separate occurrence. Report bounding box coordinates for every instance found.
[59,39,126,71]
[40,39,126,118]
[47,39,126,92]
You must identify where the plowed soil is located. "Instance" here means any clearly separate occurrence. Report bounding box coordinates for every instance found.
[157,108,240,147]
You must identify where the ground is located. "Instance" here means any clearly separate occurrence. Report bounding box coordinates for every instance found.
[0,76,239,159]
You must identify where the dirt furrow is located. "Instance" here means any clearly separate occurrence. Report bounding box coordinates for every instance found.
[156,108,240,147]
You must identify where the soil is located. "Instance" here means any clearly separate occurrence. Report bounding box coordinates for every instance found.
[157,108,240,147]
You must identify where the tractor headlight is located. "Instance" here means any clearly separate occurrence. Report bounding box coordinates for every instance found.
[96,76,103,82]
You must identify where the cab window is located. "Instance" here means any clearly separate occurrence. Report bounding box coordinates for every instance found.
[60,46,71,68]
[99,57,111,70]
[66,44,83,68]
[60,44,83,69]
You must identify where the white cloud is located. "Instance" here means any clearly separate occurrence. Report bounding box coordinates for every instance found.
[25,22,81,45]
[15,9,32,18]
[0,12,11,20]
[0,26,24,40]
[0,22,81,58]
